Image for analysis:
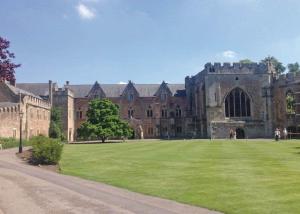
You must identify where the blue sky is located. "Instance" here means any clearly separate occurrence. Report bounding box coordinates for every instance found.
[2,0,300,84]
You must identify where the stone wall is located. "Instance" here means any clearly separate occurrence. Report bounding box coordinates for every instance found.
[53,88,75,142]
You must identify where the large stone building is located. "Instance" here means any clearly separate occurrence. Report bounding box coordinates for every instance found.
[0,81,51,139]
[4,62,299,141]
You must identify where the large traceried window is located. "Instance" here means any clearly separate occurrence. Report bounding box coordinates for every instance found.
[225,88,251,117]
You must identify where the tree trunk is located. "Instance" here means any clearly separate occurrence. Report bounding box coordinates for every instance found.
[101,137,105,143]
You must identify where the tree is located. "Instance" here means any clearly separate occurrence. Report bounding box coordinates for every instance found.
[286,93,296,114]
[239,59,253,64]
[261,56,285,74]
[49,107,64,140]
[0,37,20,85]
[77,99,133,143]
[287,62,300,73]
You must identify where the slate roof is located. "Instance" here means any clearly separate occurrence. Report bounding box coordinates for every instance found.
[68,84,185,98]
[16,83,186,98]
[6,83,42,99]
[16,83,57,97]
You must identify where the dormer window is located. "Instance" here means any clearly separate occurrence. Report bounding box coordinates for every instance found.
[161,93,167,101]
[128,94,134,102]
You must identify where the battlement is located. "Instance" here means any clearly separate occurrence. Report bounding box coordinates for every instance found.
[204,62,268,74]
[0,103,20,114]
[277,72,300,84]
[54,87,74,97]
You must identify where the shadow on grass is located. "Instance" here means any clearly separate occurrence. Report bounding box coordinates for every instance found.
[69,141,124,145]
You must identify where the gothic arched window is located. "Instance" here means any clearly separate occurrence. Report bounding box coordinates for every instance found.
[147,106,153,118]
[225,88,251,117]
[175,105,182,117]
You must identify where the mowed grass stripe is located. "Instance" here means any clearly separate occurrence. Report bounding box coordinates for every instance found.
[60,140,300,214]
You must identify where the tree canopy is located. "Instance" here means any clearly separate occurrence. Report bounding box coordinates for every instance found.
[77,99,133,142]
[287,62,300,73]
[239,59,253,64]
[261,56,285,74]
[0,37,20,85]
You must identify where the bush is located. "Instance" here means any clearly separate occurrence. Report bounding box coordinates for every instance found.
[0,137,30,149]
[31,136,64,165]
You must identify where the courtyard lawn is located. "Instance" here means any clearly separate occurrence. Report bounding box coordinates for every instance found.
[60,140,300,214]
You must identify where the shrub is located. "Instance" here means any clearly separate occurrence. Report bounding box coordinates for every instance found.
[0,137,30,149]
[31,136,64,165]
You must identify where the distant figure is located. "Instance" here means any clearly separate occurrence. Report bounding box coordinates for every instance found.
[229,129,234,139]
[233,130,237,140]
[274,128,280,141]
[283,128,288,140]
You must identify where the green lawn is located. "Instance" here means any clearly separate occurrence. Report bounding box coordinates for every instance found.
[60,140,300,214]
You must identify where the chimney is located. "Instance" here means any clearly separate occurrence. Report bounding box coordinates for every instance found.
[49,80,53,106]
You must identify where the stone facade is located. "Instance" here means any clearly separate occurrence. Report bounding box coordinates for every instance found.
[11,62,300,141]
[0,82,51,139]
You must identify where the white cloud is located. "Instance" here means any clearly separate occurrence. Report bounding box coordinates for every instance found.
[222,50,237,59]
[76,3,95,20]
[118,81,127,84]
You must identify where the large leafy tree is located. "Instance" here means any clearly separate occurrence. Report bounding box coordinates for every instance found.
[287,62,300,73]
[0,37,20,85]
[261,56,285,74]
[78,99,133,142]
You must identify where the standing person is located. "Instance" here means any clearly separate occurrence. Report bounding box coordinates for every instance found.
[283,128,288,140]
[233,130,237,140]
[229,129,234,139]
[275,128,280,141]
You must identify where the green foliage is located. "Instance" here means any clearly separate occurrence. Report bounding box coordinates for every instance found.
[0,137,30,149]
[49,107,64,140]
[77,99,133,142]
[239,59,253,64]
[286,93,296,114]
[261,56,285,74]
[287,62,300,73]
[31,136,64,165]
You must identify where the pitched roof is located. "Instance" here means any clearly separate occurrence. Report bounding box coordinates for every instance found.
[69,84,185,98]
[16,83,57,97]
[16,82,185,98]
[6,83,42,99]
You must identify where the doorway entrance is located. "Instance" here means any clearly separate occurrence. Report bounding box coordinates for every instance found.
[236,128,245,139]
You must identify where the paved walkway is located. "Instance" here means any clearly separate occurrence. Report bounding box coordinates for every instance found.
[0,148,221,214]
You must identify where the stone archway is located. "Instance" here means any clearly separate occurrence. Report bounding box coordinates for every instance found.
[236,128,245,139]
[128,117,144,139]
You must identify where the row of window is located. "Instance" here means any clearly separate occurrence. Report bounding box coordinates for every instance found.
[127,93,169,102]
[128,107,182,119]
[147,126,183,135]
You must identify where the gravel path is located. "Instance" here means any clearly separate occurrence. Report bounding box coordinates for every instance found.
[0,148,221,214]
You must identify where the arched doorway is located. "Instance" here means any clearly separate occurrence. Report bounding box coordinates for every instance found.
[236,128,245,139]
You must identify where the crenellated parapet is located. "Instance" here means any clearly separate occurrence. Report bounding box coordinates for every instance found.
[204,62,268,74]
[277,72,300,84]
[53,87,74,98]
[0,103,20,115]
[23,95,51,109]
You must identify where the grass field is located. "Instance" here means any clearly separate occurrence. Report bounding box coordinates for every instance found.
[60,140,300,214]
